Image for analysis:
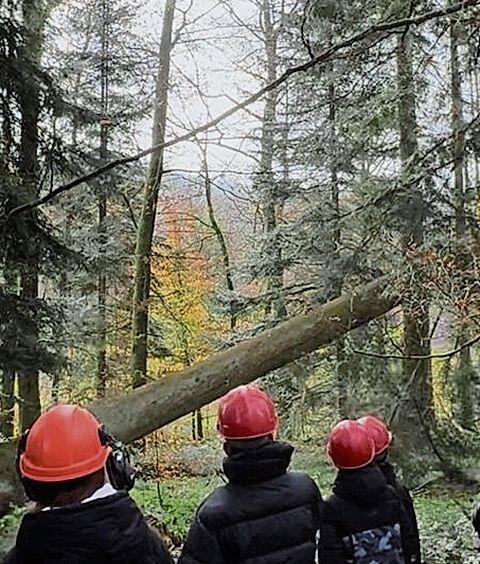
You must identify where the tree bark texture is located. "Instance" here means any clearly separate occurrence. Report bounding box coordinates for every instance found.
[96,0,110,398]
[130,0,176,387]
[16,0,47,430]
[450,10,474,427]
[396,30,433,439]
[260,0,286,320]
[203,155,236,330]
[0,371,15,439]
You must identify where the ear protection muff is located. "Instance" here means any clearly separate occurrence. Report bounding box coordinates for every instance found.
[16,429,39,501]
[16,426,136,495]
[99,426,136,492]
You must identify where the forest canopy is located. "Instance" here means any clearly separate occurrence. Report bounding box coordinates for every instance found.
[1,1,480,559]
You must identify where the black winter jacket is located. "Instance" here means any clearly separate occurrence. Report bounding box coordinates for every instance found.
[319,464,415,564]
[378,459,421,563]
[178,441,322,564]
[3,492,173,564]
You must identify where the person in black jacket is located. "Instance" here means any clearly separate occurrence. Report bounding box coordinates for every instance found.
[4,404,172,564]
[319,420,415,564]
[179,385,322,564]
[358,415,421,563]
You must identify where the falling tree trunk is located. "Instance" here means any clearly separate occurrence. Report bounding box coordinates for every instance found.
[96,0,110,397]
[450,9,474,427]
[202,150,236,330]
[0,276,399,514]
[16,0,47,429]
[130,0,176,387]
[260,0,286,320]
[396,29,433,446]
[99,278,400,439]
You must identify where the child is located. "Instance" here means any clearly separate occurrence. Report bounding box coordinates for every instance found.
[319,419,415,564]
[5,404,173,564]
[179,385,323,564]
[358,415,421,562]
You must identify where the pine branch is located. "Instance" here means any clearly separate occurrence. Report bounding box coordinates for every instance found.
[7,0,479,219]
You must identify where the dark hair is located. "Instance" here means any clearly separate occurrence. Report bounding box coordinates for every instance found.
[23,469,104,506]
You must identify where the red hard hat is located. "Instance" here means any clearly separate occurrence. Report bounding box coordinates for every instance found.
[19,404,110,482]
[327,419,376,470]
[358,415,393,455]
[217,385,278,440]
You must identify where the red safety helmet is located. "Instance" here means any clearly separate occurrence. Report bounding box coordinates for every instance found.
[327,419,376,470]
[217,385,278,440]
[357,415,393,455]
[18,404,111,482]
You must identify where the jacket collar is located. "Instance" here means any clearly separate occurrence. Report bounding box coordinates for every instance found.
[223,440,294,486]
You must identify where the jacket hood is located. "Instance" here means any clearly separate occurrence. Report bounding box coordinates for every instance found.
[333,464,389,507]
[223,440,294,485]
[15,492,146,561]
[376,458,399,487]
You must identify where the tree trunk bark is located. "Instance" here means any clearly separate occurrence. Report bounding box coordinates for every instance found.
[96,0,110,398]
[260,0,286,320]
[97,191,107,397]
[203,152,236,330]
[450,9,474,427]
[0,371,15,439]
[395,30,433,444]
[328,71,349,417]
[16,0,46,430]
[0,277,399,514]
[95,277,399,442]
[130,0,176,387]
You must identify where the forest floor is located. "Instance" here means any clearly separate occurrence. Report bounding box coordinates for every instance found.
[0,443,478,563]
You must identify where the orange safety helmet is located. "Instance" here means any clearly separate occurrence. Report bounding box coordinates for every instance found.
[18,404,111,482]
[357,415,393,456]
[217,385,278,440]
[327,419,376,470]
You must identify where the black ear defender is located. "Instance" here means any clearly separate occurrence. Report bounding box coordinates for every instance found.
[16,429,39,502]
[99,426,136,492]
[16,426,136,496]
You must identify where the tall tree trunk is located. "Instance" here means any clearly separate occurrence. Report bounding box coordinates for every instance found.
[0,370,15,439]
[450,9,474,427]
[396,30,433,444]
[202,151,236,330]
[130,0,176,387]
[17,0,47,430]
[1,268,17,435]
[328,72,348,417]
[96,0,110,398]
[260,0,286,320]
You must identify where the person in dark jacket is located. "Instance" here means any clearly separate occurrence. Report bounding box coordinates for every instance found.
[319,420,415,564]
[358,415,421,563]
[179,385,323,564]
[4,404,172,564]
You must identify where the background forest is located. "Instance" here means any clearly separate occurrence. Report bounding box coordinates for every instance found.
[1,0,480,561]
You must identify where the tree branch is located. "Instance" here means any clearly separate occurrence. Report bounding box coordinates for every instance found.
[352,332,480,360]
[7,0,478,219]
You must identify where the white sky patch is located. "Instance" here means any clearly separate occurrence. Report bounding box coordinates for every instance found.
[132,0,265,176]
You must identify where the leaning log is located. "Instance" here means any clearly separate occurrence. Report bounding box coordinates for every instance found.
[93,277,399,439]
[0,277,399,514]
